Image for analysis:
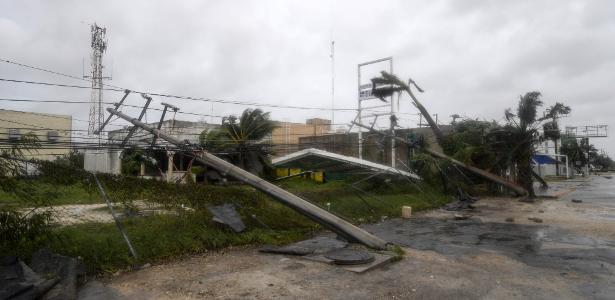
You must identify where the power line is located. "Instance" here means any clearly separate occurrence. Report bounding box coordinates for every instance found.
[0,77,357,111]
[0,97,225,119]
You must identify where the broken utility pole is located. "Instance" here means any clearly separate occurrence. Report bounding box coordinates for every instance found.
[106,107,388,250]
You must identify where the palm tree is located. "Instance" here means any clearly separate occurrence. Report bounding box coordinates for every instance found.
[204,108,277,174]
[503,92,570,197]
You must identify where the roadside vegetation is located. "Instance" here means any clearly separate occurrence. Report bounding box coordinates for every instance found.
[1,154,448,273]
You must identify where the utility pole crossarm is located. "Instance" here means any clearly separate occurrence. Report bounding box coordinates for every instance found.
[150,102,179,148]
[95,89,131,134]
[119,94,152,148]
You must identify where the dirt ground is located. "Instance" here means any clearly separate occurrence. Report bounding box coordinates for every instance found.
[78,175,615,300]
[25,200,171,225]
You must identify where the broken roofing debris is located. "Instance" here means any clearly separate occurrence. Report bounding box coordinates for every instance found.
[207,203,246,233]
[1,249,85,300]
[260,236,392,272]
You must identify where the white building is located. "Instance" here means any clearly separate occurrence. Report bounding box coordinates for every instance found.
[84,119,219,178]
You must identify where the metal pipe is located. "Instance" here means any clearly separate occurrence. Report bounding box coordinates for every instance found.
[108,108,388,250]
[92,173,138,259]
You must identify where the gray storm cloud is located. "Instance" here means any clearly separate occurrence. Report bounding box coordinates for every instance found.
[0,0,613,153]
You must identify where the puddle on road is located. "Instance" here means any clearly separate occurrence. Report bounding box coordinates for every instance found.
[363,217,615,275]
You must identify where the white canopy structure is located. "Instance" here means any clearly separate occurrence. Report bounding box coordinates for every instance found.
[272,148,420,180]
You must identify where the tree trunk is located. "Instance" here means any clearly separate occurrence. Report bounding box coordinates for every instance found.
[404,88,445,145]
[518,154,535,198]
[554,139,560,176]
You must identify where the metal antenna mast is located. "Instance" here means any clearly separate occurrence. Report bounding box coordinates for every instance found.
[85,23,110,142]
[330,40,335,126]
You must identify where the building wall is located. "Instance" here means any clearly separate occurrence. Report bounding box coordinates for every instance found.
[0,109,72,161]
[84,148,122,174]
[270,119,331,157]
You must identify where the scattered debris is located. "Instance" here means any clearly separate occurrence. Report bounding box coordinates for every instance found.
[0,250,85,300]
[443,189,478,211]
[324,249,375,265]
[528,217,543,223]
[260,236,347,256]
[207,203,246,232]
[603,175,612,179]
[261,236,392,272]
[29,249,86,300]
[453,214,472,220]
[505,217,515,223]
[571,199,583,203]
[538,210,545,213]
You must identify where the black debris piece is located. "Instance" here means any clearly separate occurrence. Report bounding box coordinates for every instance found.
[207,203,246,233]
[571,199,583,203]
[444,188,478,211]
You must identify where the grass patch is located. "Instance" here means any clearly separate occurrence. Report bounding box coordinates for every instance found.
[51,212,312,273]
[0,181,96,208]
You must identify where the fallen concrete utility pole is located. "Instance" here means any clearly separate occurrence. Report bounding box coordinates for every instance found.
[352,121,528,197]
[107,108,388,250]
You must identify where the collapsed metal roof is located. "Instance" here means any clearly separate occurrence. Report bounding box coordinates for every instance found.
[272,148,420,180]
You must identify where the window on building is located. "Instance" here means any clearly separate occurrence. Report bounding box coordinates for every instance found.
[47,131,59,142]
[8,129,20,141]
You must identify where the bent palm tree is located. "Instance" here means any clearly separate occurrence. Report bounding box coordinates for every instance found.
[503,92,570,197]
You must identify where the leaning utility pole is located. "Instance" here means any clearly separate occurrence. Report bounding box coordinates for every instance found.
[85,23,110,143]
[105,107,388,250]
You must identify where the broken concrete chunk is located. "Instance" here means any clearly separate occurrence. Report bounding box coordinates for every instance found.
[206,203,246,233]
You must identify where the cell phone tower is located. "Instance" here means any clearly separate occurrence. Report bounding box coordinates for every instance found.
[86,23,109,141]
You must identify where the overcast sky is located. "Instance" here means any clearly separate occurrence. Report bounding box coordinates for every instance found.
[1,0,614,154]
